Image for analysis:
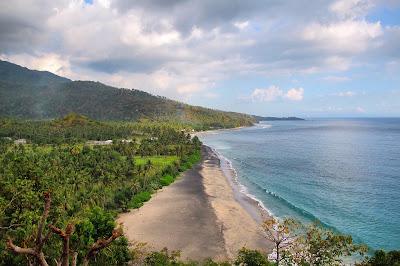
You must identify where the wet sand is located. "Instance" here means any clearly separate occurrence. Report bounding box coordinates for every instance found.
[118,145,272,261]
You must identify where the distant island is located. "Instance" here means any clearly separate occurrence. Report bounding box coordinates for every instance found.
[253,115,305,121]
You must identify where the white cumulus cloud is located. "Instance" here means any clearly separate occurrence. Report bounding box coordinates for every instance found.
[250,86,283,102]
[285,87,304,101]
[302,20,383,54]
[248,86,304,102]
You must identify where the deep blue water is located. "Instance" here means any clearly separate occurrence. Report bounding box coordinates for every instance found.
[199,118,400,251]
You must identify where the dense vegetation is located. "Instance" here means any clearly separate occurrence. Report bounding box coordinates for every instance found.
[358,250,400,266]
[0,60,255,129]
[127,247,400,266]
[253,116,304,122]
[0,114,202,265]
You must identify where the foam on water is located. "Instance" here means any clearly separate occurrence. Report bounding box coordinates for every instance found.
[212,147,275,217]
[200,118,400,251]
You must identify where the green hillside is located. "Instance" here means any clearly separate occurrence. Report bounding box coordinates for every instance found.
[0,60,255,129]
[0,60,70,86]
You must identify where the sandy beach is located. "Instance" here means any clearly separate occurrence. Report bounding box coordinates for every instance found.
[118,145,272,261]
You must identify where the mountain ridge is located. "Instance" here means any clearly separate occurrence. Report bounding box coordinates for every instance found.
[0,60,255,129]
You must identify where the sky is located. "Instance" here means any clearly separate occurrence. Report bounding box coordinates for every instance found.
[1,0,399,117]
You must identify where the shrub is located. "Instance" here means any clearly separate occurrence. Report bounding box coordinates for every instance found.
[94,237,131,266]
[203,258,232,266]
[234,248,272,266]
[70,207,130,265]
[360,250,400,266]
[144,248,181,266]
[113,187,134,211]
[160,175,174,186]
[128,191,152,209]
[179,150,201,171]
[72,207,116,250]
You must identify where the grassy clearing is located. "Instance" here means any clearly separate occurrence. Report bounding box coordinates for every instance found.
[134,155,179,167]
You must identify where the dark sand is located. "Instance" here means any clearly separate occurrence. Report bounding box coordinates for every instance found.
[118,146,271,261]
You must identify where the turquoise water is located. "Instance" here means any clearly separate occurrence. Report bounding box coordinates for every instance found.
[199,118,400,251]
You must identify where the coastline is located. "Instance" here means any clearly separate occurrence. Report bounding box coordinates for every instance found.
[118,145,272,261]
[191,126,248,138]
[200,145,272,258]
[194,125,275,222]
[209,145,273,223]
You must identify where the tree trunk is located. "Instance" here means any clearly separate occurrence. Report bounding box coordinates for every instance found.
[276,243,280,265]
[71,252,78,266]
[36,252,49,266]
[61,237,70,266]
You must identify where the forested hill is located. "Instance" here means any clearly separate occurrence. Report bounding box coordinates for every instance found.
[0,60,70,86]
[0,60,255,129]
[253,116,305,121]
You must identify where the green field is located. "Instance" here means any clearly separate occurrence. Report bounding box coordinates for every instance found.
[134,155,179,167]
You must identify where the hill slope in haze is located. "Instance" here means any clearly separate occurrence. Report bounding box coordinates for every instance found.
[0,60,70,86]
[253,115,305,121]
[0,60,255,129]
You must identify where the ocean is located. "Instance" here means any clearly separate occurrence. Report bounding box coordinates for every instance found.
[199,118,400,251]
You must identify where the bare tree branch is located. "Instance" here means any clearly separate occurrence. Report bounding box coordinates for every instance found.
[6,238,36,256]
[6,192,51,266]
[37,192,51,246]
[83,227,123,266]
[49,223,74,266]
[7,237,49,266]
[0,223,22,230]
[6,191,123,266]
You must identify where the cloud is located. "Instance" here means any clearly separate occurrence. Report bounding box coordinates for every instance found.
[309,106,367,114]
[0,52,72,77]
[250,86,283,102]
[248,86,304,102]
[234,21,249,30]
[322,75,351,82]
[337,91,356,97]
[302,20,383,55]
[204,92,219,99]
[0,0,399,103]
[356,106,366,113]
[330,0,374,19]
[285,87,304,101]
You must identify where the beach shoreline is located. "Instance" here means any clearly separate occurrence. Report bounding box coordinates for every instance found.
[191,126,249,138]
[200,145,272,258]
[194,125,274,222]
[118,145,272,261]
[210,145,273,223]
